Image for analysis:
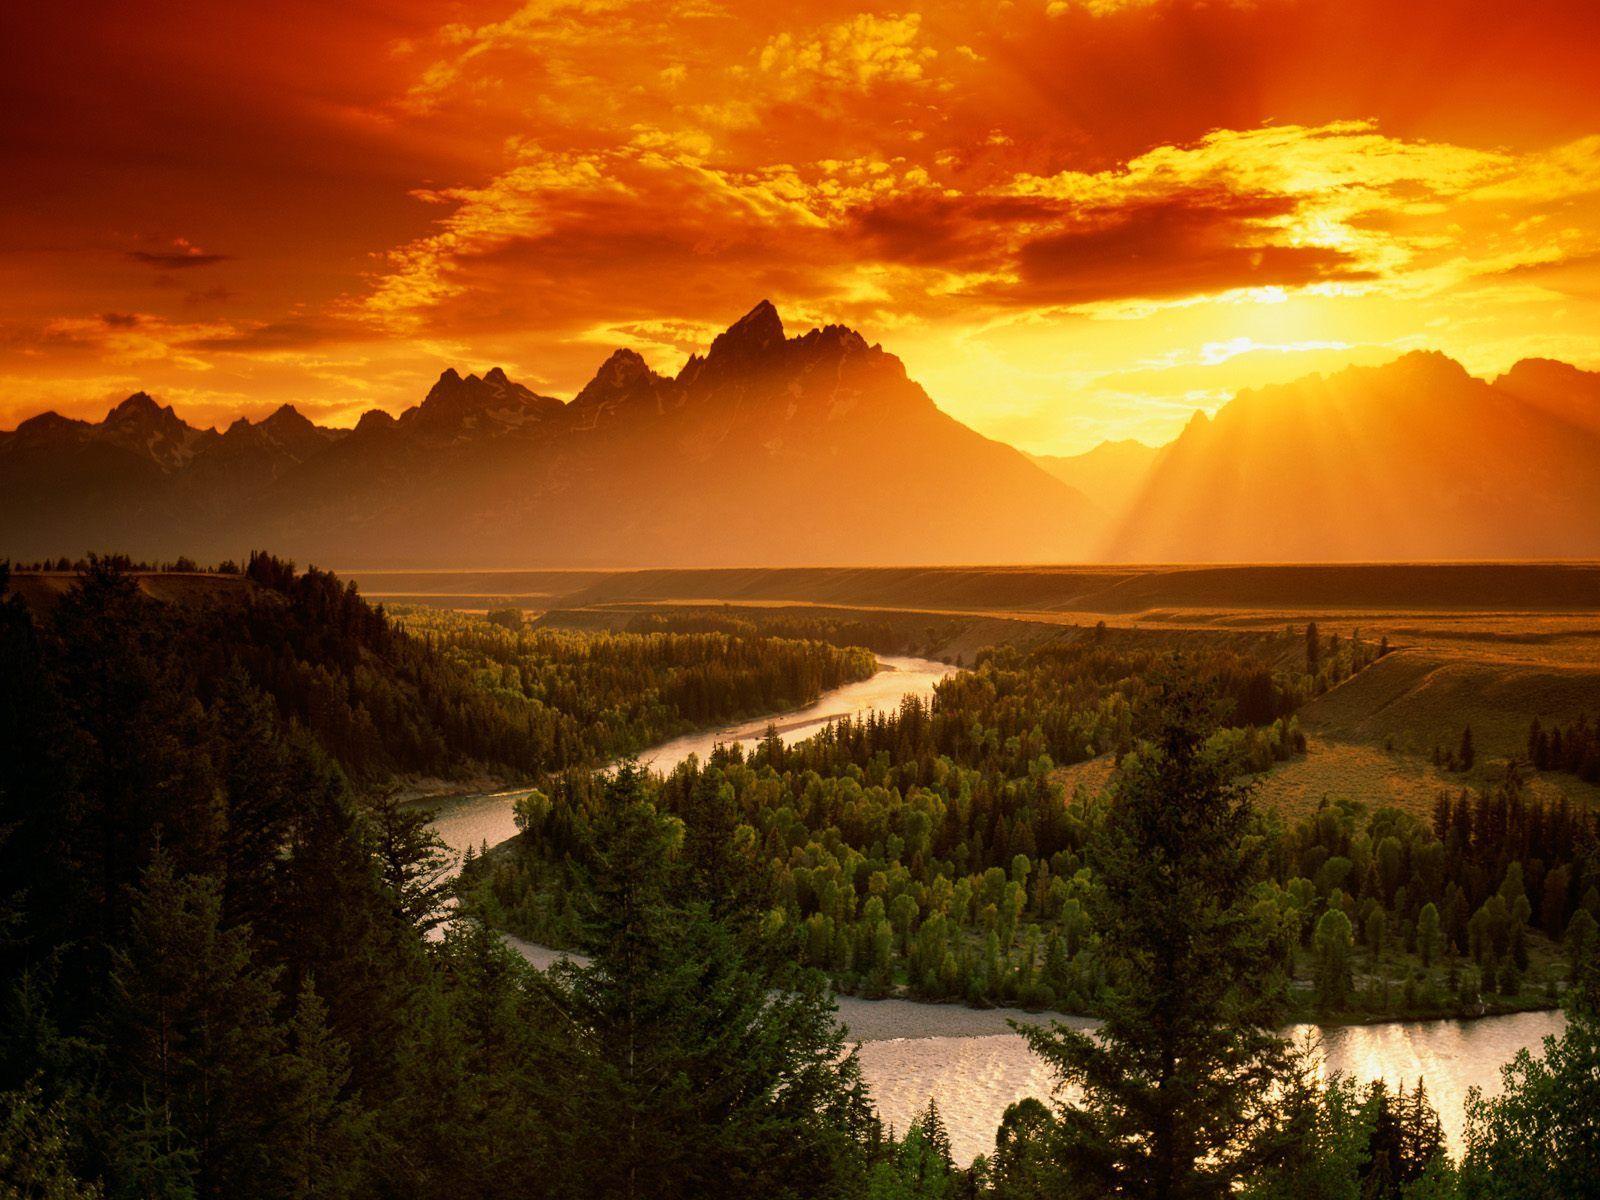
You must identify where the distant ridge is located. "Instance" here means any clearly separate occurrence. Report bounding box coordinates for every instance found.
[0,302,1099,566]
[6,323,1600,565]
[1100,352,1600,561]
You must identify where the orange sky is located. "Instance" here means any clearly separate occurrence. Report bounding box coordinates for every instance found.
[4,0,1600,454]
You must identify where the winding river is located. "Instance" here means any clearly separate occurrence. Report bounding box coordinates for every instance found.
[427,655,1566,1164]
[427,654,952,856]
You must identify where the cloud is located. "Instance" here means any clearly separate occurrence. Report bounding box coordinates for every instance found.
[179,318,363,352]
[1044,0,1263,14]
[1009,191,1372,304]
[13,1,1600,455]
[758,13,938,91]
[400,0,697,114]
[128,251,232,269]
[347,116,1600,343]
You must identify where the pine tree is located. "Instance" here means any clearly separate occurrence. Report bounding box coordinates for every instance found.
[366,792,457,934]
[1313,909,1355,1010]
[536,765,874,1200]
[913,1098,954,1174]
[1417,903,1443,968]
[108,854,304,1199]
[1021,670,1292,1199]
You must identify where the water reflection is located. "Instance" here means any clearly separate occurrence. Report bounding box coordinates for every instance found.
[424,655,952,859]
[857,1011,1566,1165]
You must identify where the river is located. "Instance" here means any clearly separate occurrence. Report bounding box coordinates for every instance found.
[428,656,1566,1165]
[426,654,953,857]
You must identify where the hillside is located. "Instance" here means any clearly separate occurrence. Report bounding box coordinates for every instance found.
[1298,649,1600,762]
[1101,352,1600,561]
[0,303,1099,567]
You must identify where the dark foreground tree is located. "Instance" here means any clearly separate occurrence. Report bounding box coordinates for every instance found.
[1458,959,1600,1198]
[534,763,875,1200]
[1020,668,1292,1199]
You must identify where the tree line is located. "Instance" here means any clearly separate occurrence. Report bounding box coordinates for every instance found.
[482,666,1600,1198]
[479,636,1595,1020]
[1527,714,1600,783]
[392,603,876,759]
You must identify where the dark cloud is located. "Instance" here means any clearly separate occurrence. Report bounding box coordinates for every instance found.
[128,251,232,269]
[847,194,1055,269]
[179,318,357,351]
[100,312,140,328]
[1006,191,1371,304]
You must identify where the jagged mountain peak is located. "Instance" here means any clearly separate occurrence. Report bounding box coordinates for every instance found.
[105,391,174,424]
[575,349,657,400]
[794,323,871,356]
[707,299,785,361]
[259,403,319,434]
[569,348,674,427]
[403,364,561,439]
[1384,349,1475,384]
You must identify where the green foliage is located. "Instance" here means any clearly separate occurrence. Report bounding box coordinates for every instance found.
[391,603,876,773]
[0,1084,102,1200]
[1020,672,1293,1199]
[0,560,893,1197]
[479,636,1325,1011]
[533,766,876,1200]
[1244,1065,1450,1200]
[1458,967,1600,1198]
[1314,909,1355,1010]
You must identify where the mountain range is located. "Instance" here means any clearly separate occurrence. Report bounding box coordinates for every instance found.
[3,305,1599,565]
[0,302,1098,566]
[1090,353,1600,562]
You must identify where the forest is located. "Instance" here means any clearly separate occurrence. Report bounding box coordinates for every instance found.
[390,603,876,764]
[472,631,1596,1021]
[0,560,1594,1198]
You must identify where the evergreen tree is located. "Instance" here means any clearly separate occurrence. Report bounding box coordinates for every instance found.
[0,1084,103,1200]
[1243,1061,1373,1200]
[1020,670,1292,1198]
[366,792,457,935]
[536,765,874,1199]
[1313,910,1355,1010]
[107,854,321,1199]
[987,1098,1058,1200]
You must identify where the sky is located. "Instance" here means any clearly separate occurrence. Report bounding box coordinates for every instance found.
[3,0,1599,455]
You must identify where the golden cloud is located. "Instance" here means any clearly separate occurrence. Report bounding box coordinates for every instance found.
[758,13,938,91]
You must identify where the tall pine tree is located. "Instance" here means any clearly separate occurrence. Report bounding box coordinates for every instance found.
[1021,668,1293,1199]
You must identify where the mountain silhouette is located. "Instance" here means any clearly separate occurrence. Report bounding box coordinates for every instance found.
[0,302,1099,566]
[8,319,1598,565]
[1100,351,1600,561]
